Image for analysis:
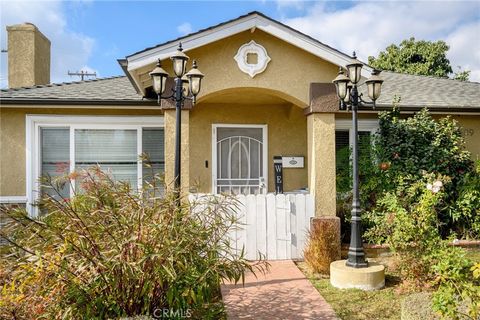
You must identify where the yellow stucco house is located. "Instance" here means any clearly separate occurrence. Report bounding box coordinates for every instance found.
[1,12,479,259]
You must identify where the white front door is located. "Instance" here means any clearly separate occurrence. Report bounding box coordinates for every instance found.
[212,124,267,195]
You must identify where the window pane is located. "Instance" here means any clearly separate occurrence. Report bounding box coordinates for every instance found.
[359,131,372,160]
[40,127,70,199]
[335,130,351,193]
[335,130,373,193]
[142,128,164,192]
[75,129,137,189]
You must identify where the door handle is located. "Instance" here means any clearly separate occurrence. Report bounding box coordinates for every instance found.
[259,177,266,193]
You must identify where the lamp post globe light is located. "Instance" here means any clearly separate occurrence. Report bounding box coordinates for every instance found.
[150,43,204,198]
[332,52,384,268]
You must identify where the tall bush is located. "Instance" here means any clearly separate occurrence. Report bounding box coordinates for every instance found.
[336,106,478,239]
[376,108,473,190]
[0,166,265,319]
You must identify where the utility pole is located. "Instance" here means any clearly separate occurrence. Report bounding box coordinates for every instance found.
[68,70,97,81]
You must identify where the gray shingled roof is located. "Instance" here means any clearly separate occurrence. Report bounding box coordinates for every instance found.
[0,76,153,105]
[1,70,479,112]
[359,71,480,111]
[2,71,478,111]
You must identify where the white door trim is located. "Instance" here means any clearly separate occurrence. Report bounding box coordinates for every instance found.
[212,124,268,194]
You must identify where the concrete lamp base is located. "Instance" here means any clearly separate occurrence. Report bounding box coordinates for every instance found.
[330,260,385,291]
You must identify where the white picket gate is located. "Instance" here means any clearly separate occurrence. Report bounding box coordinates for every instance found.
[189,193,315,260]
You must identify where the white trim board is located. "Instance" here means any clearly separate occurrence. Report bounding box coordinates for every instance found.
[0,196,27,204]
[126,13,372,79]
[335,119,379,131]
[335,119,379,151]
[26,115,164,216]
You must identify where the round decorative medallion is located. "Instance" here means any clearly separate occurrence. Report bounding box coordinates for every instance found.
[234,40,271,78]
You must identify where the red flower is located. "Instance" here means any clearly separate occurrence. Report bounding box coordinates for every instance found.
[379,162,391,171]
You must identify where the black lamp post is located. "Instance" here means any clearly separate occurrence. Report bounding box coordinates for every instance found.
[332,52,384,268]
[150,43,204,198]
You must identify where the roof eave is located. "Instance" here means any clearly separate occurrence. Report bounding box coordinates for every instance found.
[0,98,158,106]
[117,58,143,95]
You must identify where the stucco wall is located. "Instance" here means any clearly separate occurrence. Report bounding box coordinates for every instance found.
[450,115,480,161]
[164,109,190,193]
[0,107,163,197]
[135,29,339,107]
[308,113,336,216]
[189,102,308,193]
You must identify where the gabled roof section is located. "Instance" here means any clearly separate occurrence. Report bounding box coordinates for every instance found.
[125,11,371,75]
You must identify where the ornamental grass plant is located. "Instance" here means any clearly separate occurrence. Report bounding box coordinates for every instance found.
[0,165,266,319]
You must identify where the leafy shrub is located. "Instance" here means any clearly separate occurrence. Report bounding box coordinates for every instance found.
[364,173,479,318]
[304,218,341,274]
[364,173,446,287]
[336,106,479,240]
[448,166,480,239]
[431,250,480,320]
[376,108,473,184]
[0,166,265,319]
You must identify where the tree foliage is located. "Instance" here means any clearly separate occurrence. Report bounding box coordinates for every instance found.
[453,66,471,82]
[368,37,456,78]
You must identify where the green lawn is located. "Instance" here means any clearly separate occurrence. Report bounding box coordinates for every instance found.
[297,259,408,320]
[298,247,480,320]
[465,247,480,262]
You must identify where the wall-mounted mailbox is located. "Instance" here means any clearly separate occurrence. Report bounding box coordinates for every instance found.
[282,156,304,168]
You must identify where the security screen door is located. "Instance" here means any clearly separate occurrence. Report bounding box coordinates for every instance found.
[213,125,267,195]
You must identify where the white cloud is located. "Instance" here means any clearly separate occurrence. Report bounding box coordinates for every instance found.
[283,1,480,81]
[0,1,95,88]
[446,21,480,82]
[276,0,305,11]
[177,22,193,36]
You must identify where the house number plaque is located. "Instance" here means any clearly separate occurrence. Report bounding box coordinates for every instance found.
[282,156,304,168]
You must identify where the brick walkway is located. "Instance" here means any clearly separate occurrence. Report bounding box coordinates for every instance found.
[221,260,338,320]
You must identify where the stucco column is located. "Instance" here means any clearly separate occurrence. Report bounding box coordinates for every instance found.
[307,113,336,216]
[164,109,190,194]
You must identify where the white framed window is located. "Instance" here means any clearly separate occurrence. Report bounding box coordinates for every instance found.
[335,119,379,151]
[26,115,164,216]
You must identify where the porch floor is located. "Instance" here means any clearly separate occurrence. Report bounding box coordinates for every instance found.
[221,260,338,319]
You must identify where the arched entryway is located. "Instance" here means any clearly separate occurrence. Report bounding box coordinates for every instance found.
[190,86,308,195]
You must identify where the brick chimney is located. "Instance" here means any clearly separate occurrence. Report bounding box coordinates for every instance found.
[6,23,50,88]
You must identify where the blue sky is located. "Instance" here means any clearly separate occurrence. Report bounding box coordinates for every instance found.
[1,1,479,87]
